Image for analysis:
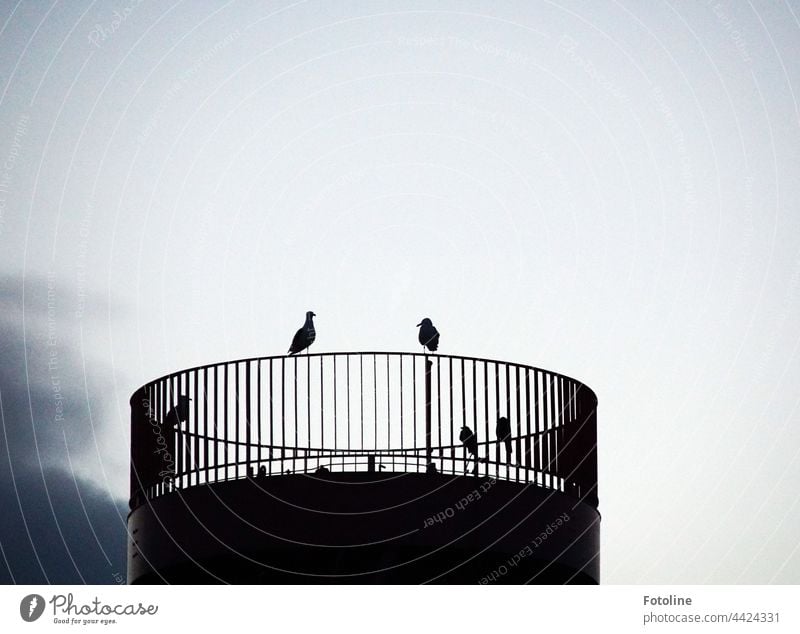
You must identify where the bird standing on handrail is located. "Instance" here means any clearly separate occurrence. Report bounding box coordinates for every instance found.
[416,317,439,352]
[288,311,316,355]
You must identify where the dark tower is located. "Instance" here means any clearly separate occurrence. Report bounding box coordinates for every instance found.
[127,352,599,583]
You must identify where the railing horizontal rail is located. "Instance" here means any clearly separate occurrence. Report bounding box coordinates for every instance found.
[137,351,593,394]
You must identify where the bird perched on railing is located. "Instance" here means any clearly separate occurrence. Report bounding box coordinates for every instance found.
[288,311,316,355]
[165,395,191,429]
[496,416,512,463]
[459,425,487,474]
[416,317,440,352]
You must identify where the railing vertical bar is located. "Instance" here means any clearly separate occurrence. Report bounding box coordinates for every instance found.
[460,358,465,476]
[167,377,173,489]
[533,370,540,481]
[505,364,511,481]
[236,363,241,480]
[333,356,337,453]
[483,361,489,478]
[547,373,556,488]
[303,350,311,473]
[202,368,208,485]
[175,374,182,489]
[156,380,162,497]
[183,372,190,488]
[413,357,417,455]
[435,356,441,463]
[168,377,175,489]
[551,373,557,488]
[496,363,501,479]
[543,372,549,488]
[213,366,218,484]
[346,355,351,454]
[525,369,531,474]
[223,365,229,482]
[166,378,171,493]
[152,383,159,498]
[373,354,377,451]
[320,356,324,471]
[558,376,565,489]
[472,360,477,475]
[149,381,155,498]
[281,358,285,471]
[448,357,454,475]
[386,354,390,453]
[564,377,570,490]
[425,357,432,467]
[360,355,364,457]
[245,362,251,475]
[400,355,404,471]
[515,365,521,483]
[542,372,548,488]
[553,377,564,491]
[193,369,199,487]
[256,360,261,468]
[268,359,273,476]
[294,357,298,473]
[307,354,311,473]
[563,377,569,490]
[143,383,149,499]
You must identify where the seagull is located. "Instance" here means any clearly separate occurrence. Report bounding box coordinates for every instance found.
[288,311,316,355]
[416,317,440,352]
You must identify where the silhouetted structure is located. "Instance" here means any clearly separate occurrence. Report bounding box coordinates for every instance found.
[496,416,512,463]
[288,311,316,355]
[128,352,600,584]
[416,318,440,352]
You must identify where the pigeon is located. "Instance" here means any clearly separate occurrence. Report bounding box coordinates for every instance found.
[459,425,487,474]
[460,425,478,457]
[165,395,191,429]
[496,416,512,462]
[416,317,440,352]
[288,311,316,355]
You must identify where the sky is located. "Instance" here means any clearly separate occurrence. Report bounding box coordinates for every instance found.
[1,0,799,584]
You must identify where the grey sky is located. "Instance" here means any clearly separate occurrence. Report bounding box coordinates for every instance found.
[1,0,799,583]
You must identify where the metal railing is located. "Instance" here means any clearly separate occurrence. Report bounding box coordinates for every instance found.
[129,352,598,510]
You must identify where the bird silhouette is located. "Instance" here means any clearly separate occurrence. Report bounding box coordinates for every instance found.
[459,425,487,474]
[288,311,316,355]
[416,317,440,352]
[496,416,512,463]
[165,395,191,429]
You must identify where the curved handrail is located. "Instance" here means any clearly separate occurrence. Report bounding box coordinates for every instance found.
[132,351,596,402]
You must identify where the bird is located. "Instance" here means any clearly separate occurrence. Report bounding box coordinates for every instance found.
[496,416,512,462]
[416,317,440,352]
[288,311,316,355]
[165,395,191,429]
[459,425,487,474]
[460,425,478,457]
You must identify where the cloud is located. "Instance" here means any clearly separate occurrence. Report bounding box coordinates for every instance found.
[0,274,127,583]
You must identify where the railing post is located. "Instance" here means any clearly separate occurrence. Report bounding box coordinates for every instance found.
[425,357,432,466]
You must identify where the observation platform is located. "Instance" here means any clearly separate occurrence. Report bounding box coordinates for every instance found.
[127,352,600,584]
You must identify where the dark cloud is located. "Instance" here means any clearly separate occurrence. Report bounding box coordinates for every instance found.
[0,274,127,584]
